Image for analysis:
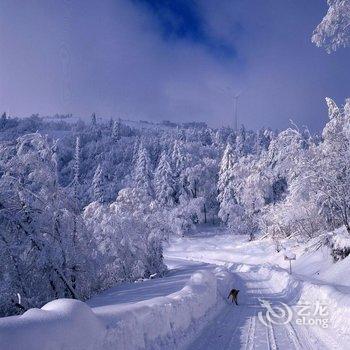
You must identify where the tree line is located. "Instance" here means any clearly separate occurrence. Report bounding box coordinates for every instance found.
[0,98,349,315]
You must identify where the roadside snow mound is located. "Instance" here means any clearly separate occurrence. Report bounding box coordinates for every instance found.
[298,278,350,338]
[100,266,235,350]
[0,299,104,350]
[0,267,235,350]
[254,264,350,341]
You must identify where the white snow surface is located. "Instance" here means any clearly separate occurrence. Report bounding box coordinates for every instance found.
[0,256,235,350]
[1,229,350,349]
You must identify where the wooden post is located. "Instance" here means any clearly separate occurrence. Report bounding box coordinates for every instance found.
[284,253,296,275]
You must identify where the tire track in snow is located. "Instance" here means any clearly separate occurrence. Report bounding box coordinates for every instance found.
[244,314,256,350]
[258,276,329,350]
[226,304,247,349]
[189,302,244,350]
[300,324,341,350]
[246,272,277,350]
[240,269,314,350]
[187,261,338,350]
[191,308,231,350]
[255,272,316,350]
[266,322,278,350]
[283,322,303,350]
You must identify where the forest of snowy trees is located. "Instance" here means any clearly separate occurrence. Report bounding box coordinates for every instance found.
[0,95,350,316]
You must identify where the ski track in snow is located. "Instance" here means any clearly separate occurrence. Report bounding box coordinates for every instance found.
[1,232,344,350]
[164,234,341,350]
[186,265,328,350]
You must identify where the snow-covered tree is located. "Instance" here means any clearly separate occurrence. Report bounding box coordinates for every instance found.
[154,151,175,206]
[92,164,105,203]
[91,113,97,126]
[217,143,238,224]
[0,134,93,315]
[72,136,81,204]
[132,137,140,166]
[226,132,236,147]
[308,98,350,232]
[3,98,350,316]
[83,187,167,285]
[133,143,153,196]
[312,0,350,52]
[112,119,121,142]
[235,124,247,157]
[172,140,186,175]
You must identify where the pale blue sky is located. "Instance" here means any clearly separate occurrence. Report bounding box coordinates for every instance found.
[1,0,349,131]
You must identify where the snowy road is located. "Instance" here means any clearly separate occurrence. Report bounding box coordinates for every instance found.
[187,265,328,350]
[165,232,343,350]
[2,231,347,350]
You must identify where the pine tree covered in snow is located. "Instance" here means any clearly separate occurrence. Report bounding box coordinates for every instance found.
[172,140,186,175]
[235,125,247,157]
[154,151,175,206]
[2,97,350,316]
[134,143,153,196]
[217,143,237,224]
[0,134,93,315]
[91,113,97,126]
[112,119,121,142]
[72,136,81,206]
[92,164,105,203]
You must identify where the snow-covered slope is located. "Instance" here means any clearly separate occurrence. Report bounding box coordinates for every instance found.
[1,230,350,349]
[0,258,235,350]
[167,231,350,349]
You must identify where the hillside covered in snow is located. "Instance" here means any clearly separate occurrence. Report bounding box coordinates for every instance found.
[1,95,350,319]
[2,0,350,349]
[1,230,350,349]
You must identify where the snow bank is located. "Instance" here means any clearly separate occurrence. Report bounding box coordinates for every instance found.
[0,299,104,350]
[254,264,350,340]
[0,267,235,350]
[294,274,350,339]
[99,266,235,350]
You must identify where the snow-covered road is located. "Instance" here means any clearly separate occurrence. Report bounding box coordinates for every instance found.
[1,230,349,350]
[165,232,345,350]
[187,265,328,350]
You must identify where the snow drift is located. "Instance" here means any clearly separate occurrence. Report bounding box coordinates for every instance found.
[0,266,235,350]
[167,229,350,342]
[0,299,105,350]
[251,263,350,343]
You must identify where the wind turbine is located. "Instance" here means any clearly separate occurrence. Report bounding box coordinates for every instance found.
[233,92,241,132]
[216,86,242,131]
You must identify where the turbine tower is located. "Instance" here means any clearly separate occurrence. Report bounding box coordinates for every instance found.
[216,86,242,130]
[233,92,241,132]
